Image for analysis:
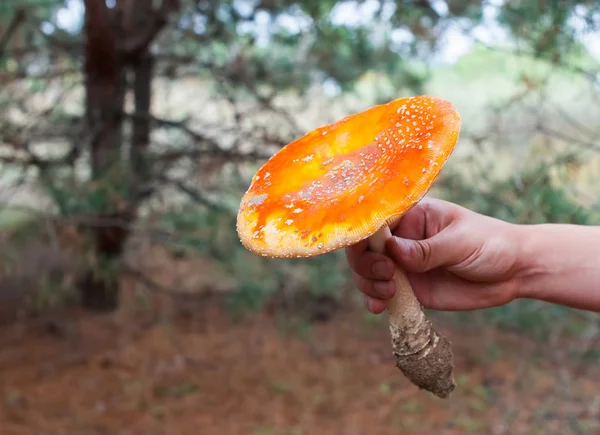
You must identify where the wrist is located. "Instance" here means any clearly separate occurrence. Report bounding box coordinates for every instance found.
[510,223,550,301]
[497,221,600,311]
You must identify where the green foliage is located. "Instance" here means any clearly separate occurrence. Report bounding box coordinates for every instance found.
[497,0,599,64]
[0,207,36,231]
[0,0,63,16]
[157,200,350,320]
[0,215,81,314]
[480,300,588,338]
[2,0,600,334]
[441,152,598,226]
[158,203,233,257]
[29,271,78,310]
[226,280,274,319]
[302,252,348,298]
[10,0,596,98]
[44,166,138,217]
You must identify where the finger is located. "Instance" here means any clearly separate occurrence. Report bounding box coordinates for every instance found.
[391,198,460,241]
[386,231,458,273]
[345,239,368,256]
[344,240,367,272]
[388,202,428,240]
[364,296,388,314]
[345,244,394,280]
[351,272,396,300]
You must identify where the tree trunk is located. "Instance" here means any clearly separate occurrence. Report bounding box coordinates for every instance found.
[131,52,153,179]
[78,0,175,311]
[127,0,157,180]
[80,0,128,311]
[83,0,124,178]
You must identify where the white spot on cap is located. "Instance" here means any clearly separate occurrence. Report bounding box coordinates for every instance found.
[285,219,294,225]
[293,208,303,214]
[248,193,268,206]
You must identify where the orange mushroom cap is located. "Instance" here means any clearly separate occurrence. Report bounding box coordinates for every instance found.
[237,95,461,258]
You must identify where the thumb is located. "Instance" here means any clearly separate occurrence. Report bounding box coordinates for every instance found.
[386,233,454,273]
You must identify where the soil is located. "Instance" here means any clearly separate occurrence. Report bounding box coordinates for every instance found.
[1,294,599,435]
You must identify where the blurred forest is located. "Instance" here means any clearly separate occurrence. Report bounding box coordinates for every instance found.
[1,0,600,434]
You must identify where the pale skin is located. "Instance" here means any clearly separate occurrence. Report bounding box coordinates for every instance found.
[346,198,600,315]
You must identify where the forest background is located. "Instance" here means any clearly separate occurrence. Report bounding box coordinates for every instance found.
[1,1,600,434]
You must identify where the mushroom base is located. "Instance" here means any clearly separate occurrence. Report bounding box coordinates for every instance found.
[391,319,455,399]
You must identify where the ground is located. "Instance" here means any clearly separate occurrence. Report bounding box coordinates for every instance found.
[1,293,599,435]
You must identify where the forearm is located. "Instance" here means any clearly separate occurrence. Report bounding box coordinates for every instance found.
[515,223,600,312]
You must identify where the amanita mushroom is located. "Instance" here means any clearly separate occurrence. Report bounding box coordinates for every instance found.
[236,95,461,398]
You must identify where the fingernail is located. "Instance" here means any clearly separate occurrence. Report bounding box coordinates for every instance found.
[373,281,394,298]
[372,261,392,279]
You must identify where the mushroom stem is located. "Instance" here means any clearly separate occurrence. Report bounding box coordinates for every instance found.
[367,226,456,399]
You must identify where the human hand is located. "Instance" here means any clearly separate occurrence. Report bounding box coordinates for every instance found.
[345,198,525,314]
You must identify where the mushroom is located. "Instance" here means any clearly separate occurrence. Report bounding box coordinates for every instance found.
[236,95,461,398]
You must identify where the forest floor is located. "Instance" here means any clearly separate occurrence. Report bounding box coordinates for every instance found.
[1,292,599,435]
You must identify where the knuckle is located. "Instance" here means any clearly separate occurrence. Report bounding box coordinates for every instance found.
[351,272,368,291]
[415,240,433,270]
